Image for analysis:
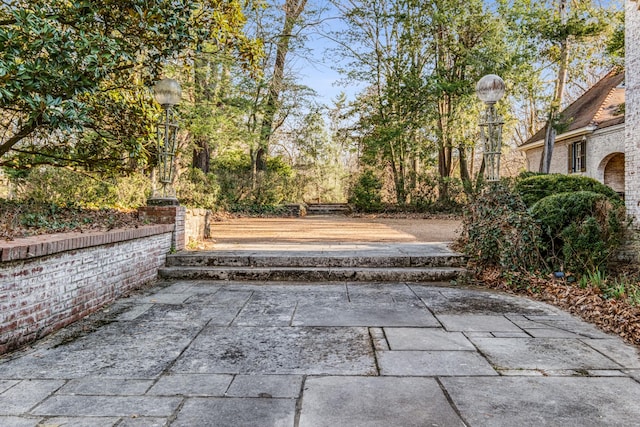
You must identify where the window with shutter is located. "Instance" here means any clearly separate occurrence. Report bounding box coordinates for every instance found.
[569,139,587,173]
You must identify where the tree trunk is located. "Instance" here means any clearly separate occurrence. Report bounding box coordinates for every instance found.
[540,0,568,173]
[438,144,452,202]
[257,0,308,172]
[474,156,486,194]
[191,57,228,174]
[192,138,210,173]
[459,145,473,196]
[389,138,409,205]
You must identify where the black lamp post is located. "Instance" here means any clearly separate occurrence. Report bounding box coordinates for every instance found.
[476,74,505,182]
[148,78,181,206]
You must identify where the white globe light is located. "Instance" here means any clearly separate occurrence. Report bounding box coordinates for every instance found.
[476,74,505,104]
[153,78,182,106]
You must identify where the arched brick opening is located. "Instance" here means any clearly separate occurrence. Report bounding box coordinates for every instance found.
[602,152,625,196]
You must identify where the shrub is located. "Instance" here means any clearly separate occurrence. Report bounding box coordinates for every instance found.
[6,166,150,208]
[228,202,287,215]
[515,174,622,208]
[211,151,253,206]
[211,151,297,207]
[8,166,108,206]
[175,168,220,209]
[349,170,383,212]
[531,191,628,273]
[257,157,297,205]
[412,174,465,213]
[460,183,543,272]
[112,173,152,208]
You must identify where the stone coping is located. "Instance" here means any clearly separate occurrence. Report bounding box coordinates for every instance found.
[0,224,174,262]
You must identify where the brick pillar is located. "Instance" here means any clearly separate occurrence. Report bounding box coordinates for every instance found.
[626,0,640,224]
[138,206,186,251]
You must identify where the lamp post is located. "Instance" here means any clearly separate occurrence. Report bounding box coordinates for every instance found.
[149,78,181,206]
[476,74,505,182]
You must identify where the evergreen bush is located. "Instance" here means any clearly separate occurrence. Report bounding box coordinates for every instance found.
[175,168,220,209]
[412,175,465,213]
[515,174,622,208]
[348,170,383,212]
[211,151,297,208]
[531,191,628,272]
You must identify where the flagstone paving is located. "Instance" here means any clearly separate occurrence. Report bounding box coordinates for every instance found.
[2,280,640,426]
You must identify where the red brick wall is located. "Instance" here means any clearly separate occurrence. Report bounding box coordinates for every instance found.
[603,153,625,194]
[0,225,173,355]
[138,206,186,251]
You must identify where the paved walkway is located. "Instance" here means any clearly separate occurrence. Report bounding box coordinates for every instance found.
[207,215,461,244]
[2,217,640,426]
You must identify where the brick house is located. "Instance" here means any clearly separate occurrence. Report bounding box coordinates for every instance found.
[627,0,640,222]
[518,70,626,195]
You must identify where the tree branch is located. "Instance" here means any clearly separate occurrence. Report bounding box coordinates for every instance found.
[5,147,126,171]
[0,119,40,158]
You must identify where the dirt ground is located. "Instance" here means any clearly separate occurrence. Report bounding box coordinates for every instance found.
[208,216,461,244]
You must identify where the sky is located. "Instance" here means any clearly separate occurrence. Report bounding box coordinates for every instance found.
[293,36,354,106]
[286,1,363,107]
[283,0,624,108]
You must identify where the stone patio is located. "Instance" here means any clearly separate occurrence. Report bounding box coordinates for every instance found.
[1,280,640,426]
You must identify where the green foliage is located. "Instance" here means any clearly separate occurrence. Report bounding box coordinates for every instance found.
[228,203,287,216]
[331,0,512,205]
[0,0,261,169]
[579,268,606,289]
[175,168,220,210]
[0,197,140,240]
[259,157,296,205]
[293,110,348,203]
[561,216,610,273]
[113,174,153,208]
[348,170,384,213]
[10,167,105,206]
[459,173,633,276]
[410,174,441,211]
[531,191,628,273]
[601,279,627,300]
[6,166,149,208]
[496,0,620,150]
[606,11,624,63]
[606,276,640,306]
[531,191,607,233]
[211,151,253,205]
[210,151,296,208]
[460,183,543,272]
[578,269,640,306]
[515,174,622,208]
[515,171,546,181]
[411,174,464,213]
[17,202,81,231]
[245,157,297,207]
[4,86,160,173]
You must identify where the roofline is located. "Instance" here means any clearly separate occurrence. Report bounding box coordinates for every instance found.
[517,125,597,151]
[518,69,624,148]
[592,122,625,136]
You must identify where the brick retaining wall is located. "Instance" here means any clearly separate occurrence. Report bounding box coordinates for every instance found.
[0,224,174,355]
[138,206,186,251]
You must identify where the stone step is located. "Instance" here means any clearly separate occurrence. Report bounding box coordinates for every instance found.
[165,252,465,269]
[306,203,351,215]
[158,265,465,282]
[163,242,467,283]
